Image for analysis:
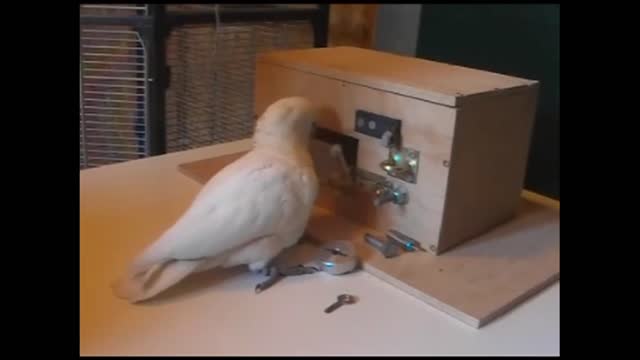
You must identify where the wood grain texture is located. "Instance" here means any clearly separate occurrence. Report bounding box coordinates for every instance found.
[328,4,379,48]
[255,47,539,255]
[176,154,559,329]
[307,200,559,329]
[255,62,456,250]
[177,152,247,182]
[257,46,537,107]
[172,47,551,328]
[438,88,539,253]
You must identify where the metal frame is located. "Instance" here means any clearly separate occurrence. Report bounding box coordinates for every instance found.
[80,4,329,161]
[166,6,323,28]
[146,4,168,155]
[312,5,330,48]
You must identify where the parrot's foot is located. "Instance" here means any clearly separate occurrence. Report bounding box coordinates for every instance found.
[249,259,278,276]
[249,260,268,273]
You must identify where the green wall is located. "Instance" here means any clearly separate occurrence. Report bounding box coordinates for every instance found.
[416,4,559,200]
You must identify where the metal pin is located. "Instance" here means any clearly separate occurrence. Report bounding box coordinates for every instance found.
[364,233,401,258]
[387,230,428,252]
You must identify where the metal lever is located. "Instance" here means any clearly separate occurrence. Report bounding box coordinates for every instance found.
[373,181,408,206]
[364,233,401,258]
[380,147,419,184]
[387,229,427,252]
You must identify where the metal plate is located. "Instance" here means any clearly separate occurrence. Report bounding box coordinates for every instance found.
[354,110,401,140]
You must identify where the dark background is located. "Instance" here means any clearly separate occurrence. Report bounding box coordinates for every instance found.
[415,4,559,200]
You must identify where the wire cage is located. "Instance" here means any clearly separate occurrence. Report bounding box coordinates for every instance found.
[80,4,329,169]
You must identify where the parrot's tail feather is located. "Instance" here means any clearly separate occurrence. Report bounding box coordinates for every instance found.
[111,274,147,302]
[127,239,173,278]
[112,259,204,303]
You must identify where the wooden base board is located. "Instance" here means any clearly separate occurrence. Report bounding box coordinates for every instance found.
[177,154,560,329]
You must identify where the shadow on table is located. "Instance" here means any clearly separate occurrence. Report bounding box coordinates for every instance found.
[137,242,324,306]
[140,266,250,305]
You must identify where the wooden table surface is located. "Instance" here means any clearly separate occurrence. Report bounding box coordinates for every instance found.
[80,139,559,356]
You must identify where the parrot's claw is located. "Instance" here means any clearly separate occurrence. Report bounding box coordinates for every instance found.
[249,262,269,275]
[250,258,280,277]
[258,267,271,276]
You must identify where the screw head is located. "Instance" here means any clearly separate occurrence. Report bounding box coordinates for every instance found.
[443,160,450,168]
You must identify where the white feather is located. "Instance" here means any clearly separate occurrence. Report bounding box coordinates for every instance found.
[112,97,319,302]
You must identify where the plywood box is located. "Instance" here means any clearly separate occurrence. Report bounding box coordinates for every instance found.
[178,48,555,328]
[255,46,539,255]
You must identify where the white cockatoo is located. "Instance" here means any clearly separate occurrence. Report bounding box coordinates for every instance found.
[112,96,320,303]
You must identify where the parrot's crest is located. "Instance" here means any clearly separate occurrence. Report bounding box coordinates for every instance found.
[254,97,318,150]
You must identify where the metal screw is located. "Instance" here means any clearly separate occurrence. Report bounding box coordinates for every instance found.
[443,160,449,168]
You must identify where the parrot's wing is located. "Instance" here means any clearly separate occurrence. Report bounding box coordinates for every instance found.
[130,151,303,274]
